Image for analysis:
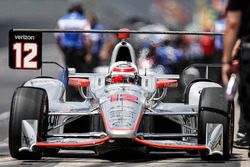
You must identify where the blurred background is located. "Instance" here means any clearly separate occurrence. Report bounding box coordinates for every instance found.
[0,0,226,45]
[0,0,228,142]
[0,0,228,71]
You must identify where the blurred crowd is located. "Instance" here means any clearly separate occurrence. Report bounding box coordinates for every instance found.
[136,0,228,75]
[55,0,228,76]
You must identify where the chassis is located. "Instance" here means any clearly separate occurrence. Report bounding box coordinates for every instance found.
[8,29,234,160]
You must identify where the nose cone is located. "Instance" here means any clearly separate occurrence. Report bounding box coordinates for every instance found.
[99,85,146,139]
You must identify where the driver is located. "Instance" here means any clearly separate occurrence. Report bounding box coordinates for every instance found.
[110,62,138,84]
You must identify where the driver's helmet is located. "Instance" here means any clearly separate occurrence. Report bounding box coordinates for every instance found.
[110,61,138,84]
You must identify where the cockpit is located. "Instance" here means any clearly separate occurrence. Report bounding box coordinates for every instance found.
[107,30,140,85]
[109,61,139,84]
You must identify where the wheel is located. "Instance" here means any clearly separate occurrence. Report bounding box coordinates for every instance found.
[198,87,234,160]
[9,87,48,160]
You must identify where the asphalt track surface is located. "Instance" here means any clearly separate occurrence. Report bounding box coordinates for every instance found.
[0,0,250,166]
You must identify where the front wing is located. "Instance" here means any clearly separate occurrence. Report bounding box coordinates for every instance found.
[19,102,223,156]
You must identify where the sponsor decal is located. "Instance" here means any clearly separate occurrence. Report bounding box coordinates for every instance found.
[110,94,138,104]
[9,30,42,69]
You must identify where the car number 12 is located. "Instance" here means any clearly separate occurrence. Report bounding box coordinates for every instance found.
[13,42,38,69]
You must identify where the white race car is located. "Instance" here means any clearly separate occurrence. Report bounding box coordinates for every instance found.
[8,29,233,160]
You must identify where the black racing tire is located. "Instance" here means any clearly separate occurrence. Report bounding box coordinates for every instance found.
[198,87,234,161]
[9,87,48,160]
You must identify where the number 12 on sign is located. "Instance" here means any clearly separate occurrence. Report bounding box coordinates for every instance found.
[9,30,42,70]
[13,43,38,69]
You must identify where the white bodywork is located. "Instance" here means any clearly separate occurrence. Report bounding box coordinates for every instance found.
[17,39,226,158]
[188,81,221,105]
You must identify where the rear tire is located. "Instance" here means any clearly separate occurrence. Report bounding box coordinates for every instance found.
[9,87,48,160]
[198,87,233,160]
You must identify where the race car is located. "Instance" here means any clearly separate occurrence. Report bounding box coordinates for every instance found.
[8,29,234,160]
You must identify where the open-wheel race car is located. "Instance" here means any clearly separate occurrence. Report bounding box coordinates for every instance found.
[8,29,234,160]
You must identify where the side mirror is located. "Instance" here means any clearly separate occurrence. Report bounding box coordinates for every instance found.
[156,80,178,88]
[68,78,90,87]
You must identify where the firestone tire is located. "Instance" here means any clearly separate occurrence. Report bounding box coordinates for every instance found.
[198,87,234,160]
[9,87,48,160]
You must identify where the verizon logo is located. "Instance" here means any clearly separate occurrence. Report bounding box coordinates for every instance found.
[14,34,35,40]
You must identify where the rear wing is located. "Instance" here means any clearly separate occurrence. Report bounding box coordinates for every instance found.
[9,28,223,70]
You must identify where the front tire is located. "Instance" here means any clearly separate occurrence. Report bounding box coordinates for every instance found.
[9,87,48,160]
[198,87,233,160]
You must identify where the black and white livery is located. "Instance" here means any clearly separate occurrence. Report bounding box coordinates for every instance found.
[8,29,234,160]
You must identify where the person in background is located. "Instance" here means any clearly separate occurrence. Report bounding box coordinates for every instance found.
[55,1,92,101]
[199,33,215,63]
[222,0,250,157]
[87,12,106,71]
[98,33,118,66]
[199,18,215,64]
[231,39,250,149]
[55,1,92,73]
[213,0,227,63]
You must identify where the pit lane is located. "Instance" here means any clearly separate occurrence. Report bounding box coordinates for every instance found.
[0,44,250,167]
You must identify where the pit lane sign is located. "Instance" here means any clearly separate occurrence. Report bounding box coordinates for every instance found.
[9,30,42,69]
